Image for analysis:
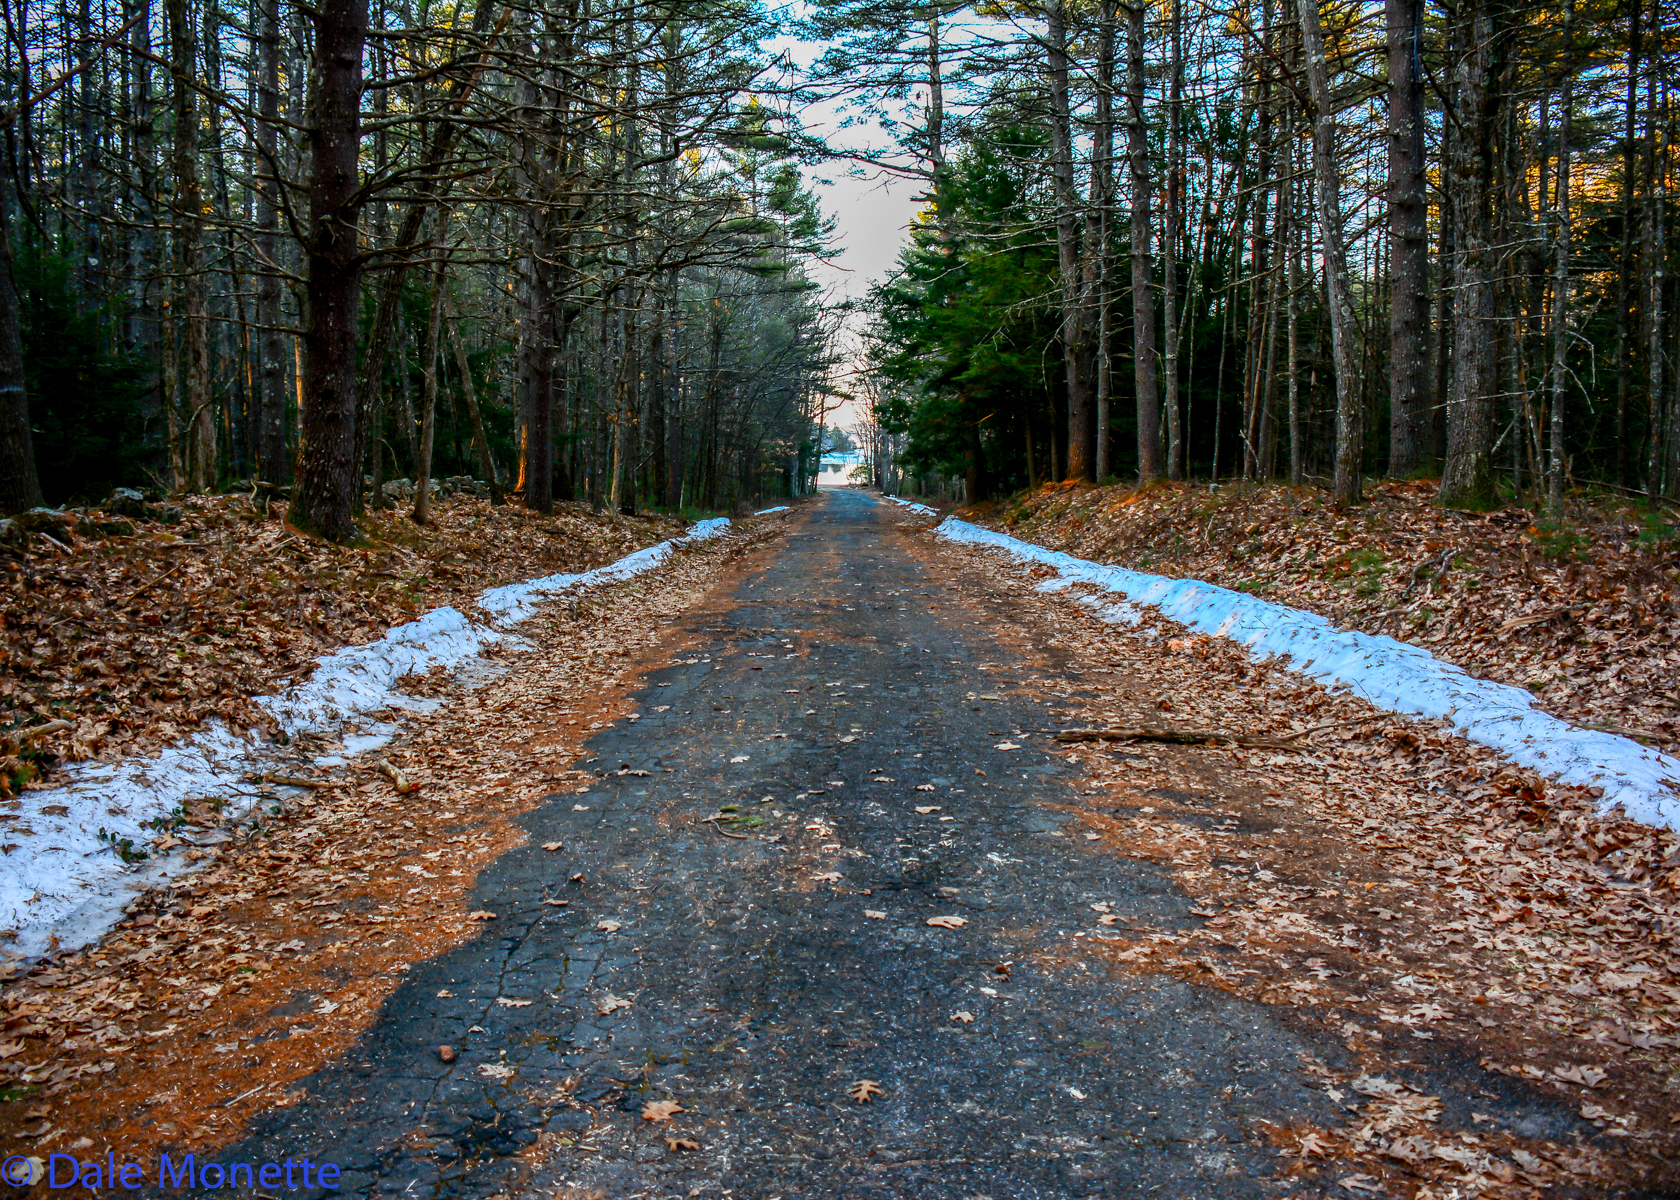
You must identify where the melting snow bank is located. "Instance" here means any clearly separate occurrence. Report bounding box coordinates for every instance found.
[936,516,1680,831]
[754,506,790,515]
[883,494,939,516]
[1,518,731,960]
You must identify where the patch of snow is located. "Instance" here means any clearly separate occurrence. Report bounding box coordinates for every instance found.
[937,516,1680,831]
[754,506,791,515]
[1,519,731,960]
[883,495,938,517]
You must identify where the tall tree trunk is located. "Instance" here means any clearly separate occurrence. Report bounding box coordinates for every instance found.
[1162,0,1183,480]
[255,0,286,483]
[1438,0,1504,509]
[1548,0,1572,513]
[1093,0,1116,480]
[1298,0,1362,504]
[446,299,503,503]
[1614,0,1640,488]
[1647,38,1669,496]
[1287,111,1303,485]
[0,177,42,513]
[1127,0,1161,481]
[413,254,445,525]
[1386,0,1428,476]
[1047,0,1091,479]
[288,0,367,542]
[166,0,211,492]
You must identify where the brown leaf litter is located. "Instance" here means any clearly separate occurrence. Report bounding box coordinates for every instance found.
[970,478,1680,755]
[0,491,687,796]
[932,525,1680,1197]
[0,512,789,1164]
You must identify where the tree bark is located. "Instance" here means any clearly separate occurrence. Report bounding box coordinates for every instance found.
[1614,0,1640,489]
[413,253,446,525]
[288,0,367,542]
[1047,0,1091,480]
[1298,0,1362,504]
[1162,0,1183,480]
[255,0,287,484]
[1127,0,1161,481]
[1547,0,1572,513]
[166,0,212,492]
[1437,0,1504,509]
[446,300,503,503]
[0,175,42,513]
[1093,0,1116,480]
[1386,0,1428,477]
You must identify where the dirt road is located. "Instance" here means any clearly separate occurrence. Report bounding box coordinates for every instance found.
[15,489,1670,1200]
[192,489,1663,1199]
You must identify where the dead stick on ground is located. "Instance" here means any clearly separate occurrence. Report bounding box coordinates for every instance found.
[2,719,72,753]
[118,562,185,605]
[378,761,420,794]
[256,773,337,789]
[1277,713,1393,742]
[701,815,750,839]
[1054,727,1300,751]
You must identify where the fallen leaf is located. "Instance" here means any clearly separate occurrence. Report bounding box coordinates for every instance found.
[847,1079,884,1103]
[864,909,886,920]
[915,805,941,814]
[993,742,1020,751]
[596,994,632,1014]
[597,919,622,933]
[812,871,841,882]
[542,842,563,851]
[1555,1064,1608,1087]
[478,1063,515,1080]
[914,784,936,792]
[665,1137,700,1152]
[1296,1133,1330,1158]
[495,998,533,1008]
[466,911,497,921]
[641,1099,683,1122]
[926,915,968,929]
[951,1011,975,1024]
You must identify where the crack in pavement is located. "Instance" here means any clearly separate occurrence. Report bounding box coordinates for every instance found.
[213,489,1566,1199]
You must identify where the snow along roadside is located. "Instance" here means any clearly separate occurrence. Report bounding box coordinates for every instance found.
[1,518,731,960]
[936,516,1680,831]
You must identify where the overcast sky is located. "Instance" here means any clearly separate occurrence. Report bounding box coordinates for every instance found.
[763,31,926,431]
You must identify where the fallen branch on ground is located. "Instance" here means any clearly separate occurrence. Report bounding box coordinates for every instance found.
[701,815,750,839]
[1,719,72,753]
[377,761,420,794]
[1054,727,1300,751]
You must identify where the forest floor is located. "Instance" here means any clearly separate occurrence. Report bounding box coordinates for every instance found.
[0,489,1675,1199]
[967,479,1680,763]
[0,491,689,789]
